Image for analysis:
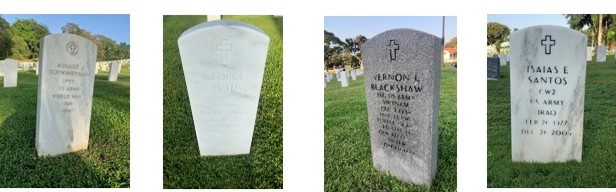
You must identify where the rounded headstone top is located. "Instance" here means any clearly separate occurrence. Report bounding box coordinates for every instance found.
[179,20,268,41]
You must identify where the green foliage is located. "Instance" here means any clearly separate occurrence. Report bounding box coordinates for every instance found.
[0,16,13,60]
[445,36,457,47]
[488,58,616,187]
[0,67,130,187]
[61,23,129,61]
[487,22,510,53]
[9,19,50,60]
[163,15,283,189]
[325,67,457,191]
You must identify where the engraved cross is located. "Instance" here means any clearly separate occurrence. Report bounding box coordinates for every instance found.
[541,35,555,55]
[217,39,232,63]
[387,40,399,61]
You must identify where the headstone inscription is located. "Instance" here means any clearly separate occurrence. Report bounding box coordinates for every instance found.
[362,28,441,186]
[178,20,269,156]
[510,25,587,162]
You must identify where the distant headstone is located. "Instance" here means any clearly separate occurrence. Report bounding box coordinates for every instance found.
[23,62,30,71]
[362,28,441,187]
[596,45,607,62]
[510,25,586,162]
[35,34,97,156]
[499,54,508,66]
[178,20,269,156]
[2,59,18,87]
[487,57,500,80]
[586,47,593,61]
[351,70,357,80]
[340,69,348,87]
[207,15,222,21]
[108,61,120,81]
[324,75,327,88]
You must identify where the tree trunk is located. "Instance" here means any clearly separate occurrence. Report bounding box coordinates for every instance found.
[598,14,603,46]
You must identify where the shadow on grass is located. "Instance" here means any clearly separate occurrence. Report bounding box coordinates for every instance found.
[0,95,103,187]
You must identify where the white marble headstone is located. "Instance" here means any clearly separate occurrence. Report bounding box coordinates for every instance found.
[499,54,508,66]
[596,45,607,62]
[510,25,586,162]
[340,69,348,87]
[108,61,119,81]
[178,20,269,156]
[35,34,97,156]
[2,59,18,87]
[351,70,357,80]
[586,47,593,61]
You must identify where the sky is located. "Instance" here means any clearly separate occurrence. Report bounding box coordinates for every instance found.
[324,16,457,43]
[487,14,569,30]
[2,14,130,44]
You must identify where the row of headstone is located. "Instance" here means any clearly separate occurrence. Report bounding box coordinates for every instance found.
[94,59,129,81]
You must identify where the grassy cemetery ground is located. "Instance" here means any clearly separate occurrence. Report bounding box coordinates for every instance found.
[0,67,130,187]
[324,67,457,191]
[163,15,283,188]
[488,56,616,187]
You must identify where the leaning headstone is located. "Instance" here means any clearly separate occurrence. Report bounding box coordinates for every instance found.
[339,69,348,87]
[108,61,120,81]
[487,57,500,80]
[510,25,586,162]
[586,47,593,61]
[362,28,441,187]
[2,59,18,87]
[178,20,269,156]
[499,54,508,66]
[35,34,97,156]
[596,45,607,62]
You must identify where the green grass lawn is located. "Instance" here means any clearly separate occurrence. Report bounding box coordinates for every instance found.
[163,15,283,189]
[324,67,457,191]
[488,56,616,187]
[0,67,130,187]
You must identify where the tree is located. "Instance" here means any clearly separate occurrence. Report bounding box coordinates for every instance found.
[62,23,129,61]
[487,22,510,54]
[0,16,12,60]
[354,35,367,68]
[9,19,50,60]
[324,30,344,70]
[565,14,616,46]
[445,36,457,47]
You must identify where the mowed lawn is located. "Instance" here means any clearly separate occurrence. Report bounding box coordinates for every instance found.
[163,15,283,189]
[324,67,457,191]
[0,67,130,187]
[488,56,616,187]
